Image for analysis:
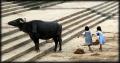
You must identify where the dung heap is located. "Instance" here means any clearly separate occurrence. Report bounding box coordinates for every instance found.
[74,48,85,54]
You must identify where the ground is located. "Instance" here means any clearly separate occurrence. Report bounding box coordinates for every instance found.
[37,33,118,62]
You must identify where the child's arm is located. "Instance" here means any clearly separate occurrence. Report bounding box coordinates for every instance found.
[82,32,85,35]
[77,32,85,38]
[81,32,85,37]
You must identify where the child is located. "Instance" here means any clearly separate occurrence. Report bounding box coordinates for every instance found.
[96,26,105,51]
[82,26,93,52]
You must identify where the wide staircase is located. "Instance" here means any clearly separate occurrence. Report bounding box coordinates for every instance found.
[1,1,118,62]
[1,1,65,17]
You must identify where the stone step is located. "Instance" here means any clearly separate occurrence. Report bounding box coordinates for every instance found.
[2,1,64,17]
[58,2,115,26]
[2,1,33,9]
[93,3,118,16]
[2,31,25,43]
[95,3,118,12]
[1,6,117,61]
[1,1,113,37]
[1,1,116,47]
[91,1,116,11]
[61,6,118,31]
[2,29,19,38]
[1,1,14,6]
[1,15,105,61]
[2,8,117,55]
[101,7,118,16]
[2,27,18,34]
[13,14,115,62]
[1,1,117,53]
[2,1,47,14]
[2,1,48,13]
[62,9,117,37]
[2,36,30,52]
[1,1,117,59]
[56,1,109,22]
[2,32,27,46]
[1,9,95,55]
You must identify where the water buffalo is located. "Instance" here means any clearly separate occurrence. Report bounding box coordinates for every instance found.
[8,18,62,52]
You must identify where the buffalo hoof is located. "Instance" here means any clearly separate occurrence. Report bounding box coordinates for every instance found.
[54,49,57,52]
[59,49,62,51]
[35,49,40,52]
[36,50,40,52]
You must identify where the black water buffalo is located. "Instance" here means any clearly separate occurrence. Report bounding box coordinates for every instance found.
[8,18,62,52]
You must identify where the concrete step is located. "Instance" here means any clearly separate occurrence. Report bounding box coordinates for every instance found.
[56,1,109,22]
[2,15,105,61]
[62,8,117,37]
[58,2,117,29]
[1,0,116,53]
[2,1,33,9]
[2,12,101,54]
[1,1,14,6]
[2,29,19,38]
[60,6,118,31]
[28,11,117,62]
[2,1,47,13]
[2,1,64,17]
[1,1,113,37]
[2,36,30,53]
[1,1,116,47]
[2,31,25,42]
[2,32,27,46]
[93,3,118,16]
[1,10,94,55]
[13,13,116,62]
[2,1,116,45]
[2,27,18,34]
[1,1,117,59]
[95,3,118,12]
[101,7,118,16]
[2,7,117,61]
[62,15,101,36]
[39,1,65,9]
[2,7,117,55]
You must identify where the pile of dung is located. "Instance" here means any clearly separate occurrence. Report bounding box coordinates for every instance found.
[74,48,85,54]
[92,39,99,45]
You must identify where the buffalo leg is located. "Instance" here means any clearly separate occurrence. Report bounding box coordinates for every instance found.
[31,38,39,52]
[53,37,58,52]
[33,39,40,52]
[29,34,40,52]
[58,24,62,51]
[58,36,62,51]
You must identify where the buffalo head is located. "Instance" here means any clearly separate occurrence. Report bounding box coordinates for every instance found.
[8,18,26,30]
[8,18,26,27]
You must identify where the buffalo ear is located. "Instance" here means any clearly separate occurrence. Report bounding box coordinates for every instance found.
[24,18,26,22]
[19,18,26,23]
